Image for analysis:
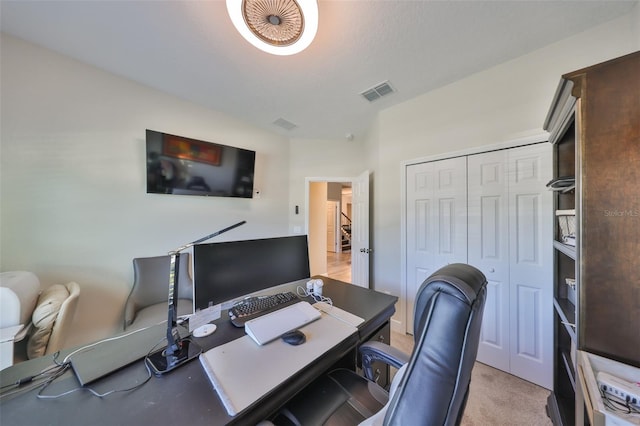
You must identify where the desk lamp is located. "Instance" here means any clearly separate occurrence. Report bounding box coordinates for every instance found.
[146,221,246,375]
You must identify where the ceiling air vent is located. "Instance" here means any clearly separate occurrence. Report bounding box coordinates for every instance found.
[273,118,298,131]
[361,81,395,102]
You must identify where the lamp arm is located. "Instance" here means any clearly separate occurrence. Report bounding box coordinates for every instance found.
[164,252,182,358]
[157,221,247,369]
[169,221,246,254]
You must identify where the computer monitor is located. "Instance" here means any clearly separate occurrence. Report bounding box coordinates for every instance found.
[192,235,311,311]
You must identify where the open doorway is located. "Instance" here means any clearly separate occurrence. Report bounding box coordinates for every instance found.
[326,185,352,282]
[308,181,352,283]
[305,171,370,288]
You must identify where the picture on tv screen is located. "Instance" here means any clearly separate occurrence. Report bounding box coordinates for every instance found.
[146,129,255,198]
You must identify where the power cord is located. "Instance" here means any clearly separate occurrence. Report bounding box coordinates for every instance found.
[600,386,640,416]
[2,323,166,400]
[0,355,69,399]
[61,321,165,365]
[36,361,152,400]
[296,282,333,307]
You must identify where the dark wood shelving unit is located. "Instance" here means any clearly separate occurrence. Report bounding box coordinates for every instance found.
[544,51,640,425]
[545,73,579,426]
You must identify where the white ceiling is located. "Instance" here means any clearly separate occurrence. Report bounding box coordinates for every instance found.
[1,0,636,141]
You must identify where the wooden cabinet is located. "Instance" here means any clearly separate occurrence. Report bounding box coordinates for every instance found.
[544,51,640,425]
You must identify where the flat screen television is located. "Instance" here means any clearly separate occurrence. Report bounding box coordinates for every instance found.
[192,235,311,311]
[146,129,255,198]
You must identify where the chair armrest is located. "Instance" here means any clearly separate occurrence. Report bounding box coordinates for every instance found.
[1,325,25,343]
[359,341,411,382]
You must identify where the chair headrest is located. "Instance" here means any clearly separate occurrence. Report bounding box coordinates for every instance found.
[386,263,488,425]
[413,263,486,337]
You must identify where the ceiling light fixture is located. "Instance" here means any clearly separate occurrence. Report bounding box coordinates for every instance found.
[226,0,318,56]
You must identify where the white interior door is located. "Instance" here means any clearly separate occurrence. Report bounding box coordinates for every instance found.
[507,143,553,390]
[326,201,338,252]
[405,157,467,331]
[468,144,553,389]
[468,150,511,372]
[351,170,370,288]
[306,174,369,286]
[405,143,552,389]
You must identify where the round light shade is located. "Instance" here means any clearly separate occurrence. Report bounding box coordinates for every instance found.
[226,0,318,56]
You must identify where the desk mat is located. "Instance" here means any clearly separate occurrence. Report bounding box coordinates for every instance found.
[199,312,359,416]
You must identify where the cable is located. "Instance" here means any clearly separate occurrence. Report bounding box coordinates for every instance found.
[36,361,153,400]
[2,324,165,400]
[0,351,67,398]
[599,386,640,416]
[62,322,164,364]
[36,341,160,400]
[296,285,333,307]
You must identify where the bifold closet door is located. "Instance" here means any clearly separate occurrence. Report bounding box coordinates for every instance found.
[405,156,467,332]
[506,144,553,390]
[468,150,511,372]
[468,144,553,389]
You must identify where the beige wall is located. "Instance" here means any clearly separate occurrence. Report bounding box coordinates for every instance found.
[1,35,292,347]
[369,10,640,330]
[288,137,368,237]
[2,5,639,346]
[308,182,328,276]
[285,7,640,332]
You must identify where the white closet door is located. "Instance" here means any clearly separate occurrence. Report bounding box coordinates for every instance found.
[405,143,552,389]
[468,144,552,389]
[468,150,511,372]
[405,157,467,331]
[508,143,553,390]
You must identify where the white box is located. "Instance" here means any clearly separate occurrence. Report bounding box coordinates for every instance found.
[577,351,640,426]
[556,209,576,245]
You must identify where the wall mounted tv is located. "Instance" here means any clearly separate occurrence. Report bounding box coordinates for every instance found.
[146,129,255,198]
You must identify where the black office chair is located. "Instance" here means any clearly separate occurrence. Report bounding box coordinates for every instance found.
[272,263,487,426]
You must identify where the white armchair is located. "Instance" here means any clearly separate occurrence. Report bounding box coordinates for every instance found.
[0,271,41,369]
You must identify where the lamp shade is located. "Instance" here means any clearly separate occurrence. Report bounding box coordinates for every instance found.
[226,0,318,56]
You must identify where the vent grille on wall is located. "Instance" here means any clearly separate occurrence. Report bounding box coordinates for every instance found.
[273,118,298,130]
[361,81,395,102]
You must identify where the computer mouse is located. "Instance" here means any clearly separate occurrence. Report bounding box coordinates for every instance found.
[281,329,306,345]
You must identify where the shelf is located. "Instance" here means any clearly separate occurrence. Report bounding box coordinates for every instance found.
[554,240,576,260]
[547,52,640,426]
[561,351,576,391]
[554,298,577,342]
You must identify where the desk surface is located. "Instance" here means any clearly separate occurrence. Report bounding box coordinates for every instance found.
[0,277,397,425]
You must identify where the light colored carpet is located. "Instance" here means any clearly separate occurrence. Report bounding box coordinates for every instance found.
[391,331,552,426]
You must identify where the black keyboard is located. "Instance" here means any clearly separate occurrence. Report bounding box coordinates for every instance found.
[228,291,300,327]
